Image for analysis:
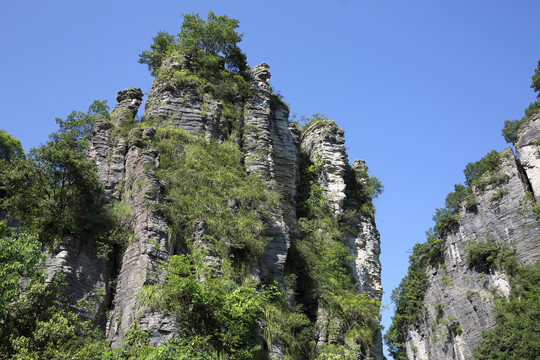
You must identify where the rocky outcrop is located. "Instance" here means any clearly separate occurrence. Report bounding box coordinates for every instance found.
[44,56,384,356]
[144,59,228,140]
[516,112,540,202]
[402,148,540,359]
[244,63,300,282]
[301,119,348,216]
[301,119,383,359]
[106,127,177,347]
[45,236,114,330]
[47,89,146,330]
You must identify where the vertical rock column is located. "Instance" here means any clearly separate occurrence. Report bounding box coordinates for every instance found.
[243,63,299,282]
[301,120,383,359]
[300,119,348,216]
[45,89,145,331]
[102,89,178,346]
[516,112,540,202]
[144,59,227,139]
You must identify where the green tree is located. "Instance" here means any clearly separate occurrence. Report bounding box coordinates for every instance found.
[0,101,109,244]
[531,60,540,93]
[178,11,246,73]
[138,31,176,76]
[139,12,247,76]
[474,264,540,359]
[0,221,43,320]
[463,150,500,187]
[0,129,24,161]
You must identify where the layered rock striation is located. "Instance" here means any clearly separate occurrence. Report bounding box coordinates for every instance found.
[399,142,540,359]
[301,119,383,359]
[45,60,383,357]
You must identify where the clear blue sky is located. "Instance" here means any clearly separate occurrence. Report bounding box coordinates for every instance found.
[1,1,539,358]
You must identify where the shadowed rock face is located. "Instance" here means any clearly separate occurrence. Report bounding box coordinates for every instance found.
[300,119,384,360]
[402,148,540,360]
[244,63,300,283]
[46,60,384,356]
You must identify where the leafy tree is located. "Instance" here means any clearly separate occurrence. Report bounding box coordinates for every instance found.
[474,264,540,359]
[0,221,43,320]
[501,60,540,145]
[532,60,540,93]
[138,31,176,76]
[139,12,247,77]
[0,129,24,161]
[0,101,109,244]
[177,11,246,73]
[0,220,109,358]
[138,251,271,359]
[463,150,500,187]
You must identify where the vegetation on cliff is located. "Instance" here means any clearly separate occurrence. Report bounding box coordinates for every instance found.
[0,12,385,359]
[385,60,540,360]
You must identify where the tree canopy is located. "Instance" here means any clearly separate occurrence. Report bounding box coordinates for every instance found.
[0,101,109,244]
[532,60,540,93]
[139,11,247,76]
[0,129,24,162]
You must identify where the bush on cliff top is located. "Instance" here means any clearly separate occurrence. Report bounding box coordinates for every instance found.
[139,11,247,77]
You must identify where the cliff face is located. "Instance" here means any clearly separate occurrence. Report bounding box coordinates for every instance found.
[45,60,384,358]
[301,120,384,359]
[399,139,540,357]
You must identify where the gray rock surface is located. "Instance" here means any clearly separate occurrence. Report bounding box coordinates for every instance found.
[45,60,384,356]
[107,133,177,346]
[244,63,300,283]
[144,59,228,139]
[88,120,127,201]
[45,236,113,330]
[112,88,144,126]
[301,119,383,359]
[403,148,540,359]
[516,112,540,202]
[301,120,348,216]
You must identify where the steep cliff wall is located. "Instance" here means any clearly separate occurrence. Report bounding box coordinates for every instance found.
[301,119,383,359]
[392,119,540,359]
[41,56,384,358]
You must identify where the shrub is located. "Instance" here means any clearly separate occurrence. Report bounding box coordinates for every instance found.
[465,239,517,275]
[474,263,540,359]
[464,150,501,187]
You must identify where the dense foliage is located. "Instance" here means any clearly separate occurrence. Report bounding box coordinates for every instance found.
[139,251,272,359]
[0,114,114,358]
[531,60,540,93]
[139,11,247,77]
[474,263,540,359]
[501,60,540,145]
[285,150,382,359]
[154,127,280,270]
[0,129,24,162]
[383,230,443,360]
[0,101,109,245]
[465,239,518,275]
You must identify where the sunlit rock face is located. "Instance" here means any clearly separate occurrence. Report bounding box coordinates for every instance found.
[402,147,540,360]
[46,58,384,357]
[516,112,540,202]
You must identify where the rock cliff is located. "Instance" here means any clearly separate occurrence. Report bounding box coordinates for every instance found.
[43,58,383,358]
[393,120,540,359]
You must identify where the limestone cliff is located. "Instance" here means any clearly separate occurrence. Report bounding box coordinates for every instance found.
[43,58,383,358]
[393,118,540,359]
[301,119,383,358]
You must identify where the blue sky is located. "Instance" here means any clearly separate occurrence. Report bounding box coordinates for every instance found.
[1,1,539,358]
